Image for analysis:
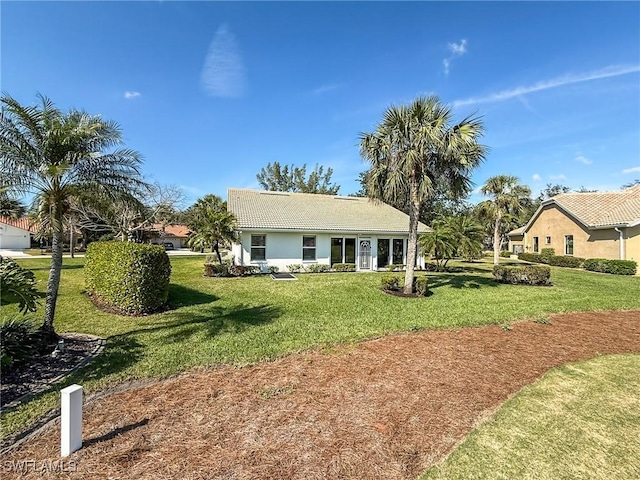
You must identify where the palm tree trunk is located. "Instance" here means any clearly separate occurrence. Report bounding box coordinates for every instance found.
[69,222,75,258]
[42,228,63,339]
[493,216,501,265]
[214,240,223,265]
[404,181,420,294]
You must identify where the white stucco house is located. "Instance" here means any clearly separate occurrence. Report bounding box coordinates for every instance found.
[0,216,34,250]
[227,188,430,272]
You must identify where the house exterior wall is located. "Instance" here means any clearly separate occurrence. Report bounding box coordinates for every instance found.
[626,225,640,262]
[232,231,423,272]
[508,234,524,253]
[523,205,623,260]
[0,223,31,250]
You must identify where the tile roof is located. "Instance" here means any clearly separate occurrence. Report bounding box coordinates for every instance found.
[151,224,191,238]
[0,216,38,233]
[227,188,430,234]
[550,183,640,228]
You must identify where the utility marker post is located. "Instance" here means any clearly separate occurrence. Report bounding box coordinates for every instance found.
[61,384,83,457]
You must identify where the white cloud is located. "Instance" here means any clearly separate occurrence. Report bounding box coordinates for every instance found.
[622,166,640,174]
[575,155,593,165]
[443,39,467,76]
[313,84,342,95]
[124,91,141,99]
[201,24,246,98]
[532,174,542,181]
[550,174,566,181]
[453,64,640,107]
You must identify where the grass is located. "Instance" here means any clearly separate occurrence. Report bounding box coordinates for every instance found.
[421,354,640,480]
[1,256,639,439]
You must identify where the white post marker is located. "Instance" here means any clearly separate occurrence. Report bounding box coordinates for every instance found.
[60,384,83,457]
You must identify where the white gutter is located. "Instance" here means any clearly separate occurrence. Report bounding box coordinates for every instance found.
[614,227,625,260]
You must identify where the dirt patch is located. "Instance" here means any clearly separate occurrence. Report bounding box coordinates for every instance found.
[3,310,640,479]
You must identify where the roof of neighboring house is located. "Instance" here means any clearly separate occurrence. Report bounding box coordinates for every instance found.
[150,224,191,238]
[0,216,38,233]
[521,183,640,233]
[507,226,526,236]
[227,188,431,234]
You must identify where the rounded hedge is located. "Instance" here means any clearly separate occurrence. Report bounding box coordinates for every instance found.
[85,241,171,315]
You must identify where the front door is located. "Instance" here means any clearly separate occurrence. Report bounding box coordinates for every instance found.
[359,239,371,269]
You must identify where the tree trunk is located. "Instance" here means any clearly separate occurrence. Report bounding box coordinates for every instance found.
[214,240,223,265]
[404,180,420,294]
[42,225,63,339]
[493,215,501,265]
[69,223,75,258]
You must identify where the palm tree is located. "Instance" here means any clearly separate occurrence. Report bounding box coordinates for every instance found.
[0,94,144,337]
[418,219,458,271]
[477,175,532,265]
[444,214,485,261]
[0,186,26,218]
[185,194,236,265]
[360,96,486,294]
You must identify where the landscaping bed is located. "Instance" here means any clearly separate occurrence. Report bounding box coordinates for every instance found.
[3,310,639,479]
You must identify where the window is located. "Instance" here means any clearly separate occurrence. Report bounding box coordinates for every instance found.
[546,236,551,244]
[302,236,316,261]
[533,237,539,253]
[344,238,356,263]
[250,235,266,261]
[392,239,404,264]
[565,235,574,255]
[331,238,343,265]
[377,239,390,267]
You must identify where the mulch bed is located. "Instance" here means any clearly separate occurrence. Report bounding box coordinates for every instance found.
[0,334,104,410]
[3,310,639,479]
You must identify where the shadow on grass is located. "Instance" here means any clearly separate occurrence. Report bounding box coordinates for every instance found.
[73,336,146,383]
[168,284,219,308]
[83,418,150,447]
[26,264,84,271]
[428,273,499,290]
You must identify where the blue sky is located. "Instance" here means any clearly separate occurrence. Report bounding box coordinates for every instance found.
[2,1,639,206]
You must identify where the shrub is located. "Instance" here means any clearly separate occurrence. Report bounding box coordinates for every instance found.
[499,251,512,258]
[332,263,356,272]
[381,275,400,291]
[539,248,555,264]
[423,262,439,272]
[0,256,39,314]
[413,276,429,296]
[85,241,171,315]
[493,265,551,286]
[583,258,637,276]
[305,263,330,273]
[0,316,40,370]
[386,263,405,272]
[287,264,303,273]
[517,253,542,263]
[269,265,279,274]
[204,262,230,277]
[548,255,584,268]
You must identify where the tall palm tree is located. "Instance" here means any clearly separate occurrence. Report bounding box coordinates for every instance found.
[0,94,144,337]
[185,194,236,265]
[444,214,484,261]
[360,96,486,294]
[478,175,531,265]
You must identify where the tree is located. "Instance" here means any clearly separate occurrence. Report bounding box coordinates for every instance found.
[184,194,236,264]
[444,214,484,261]
[477,175,531,265]
[418,219,457,271]
[622,179,640,189]
[536,183,570,203]
[0,187,26,218]
[0,256,40,314]
[0,94,144,337]
[360,95,486,294]
[256,162,340,194]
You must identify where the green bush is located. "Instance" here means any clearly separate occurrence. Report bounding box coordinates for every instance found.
[381,275,400,290]
[0,256,40,314]
[386,263,405,272]
[204,262,229,277]
[85,241,171,315]
[413,276,429,296]
[286,264,303,273]
[583,258,637,275]
[539,248,555,264]
[499,251,512,258]
[268,265,280,274]
[381,275,428,296]
[493,265,551,286]
[305,263,331,273]
[0,316,40,370]
[548,255,584,268]
[332,263,356,272]
[517,253,542,263]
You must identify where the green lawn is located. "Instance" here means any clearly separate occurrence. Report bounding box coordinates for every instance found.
[1,256,639,439]
[421,354,640,480]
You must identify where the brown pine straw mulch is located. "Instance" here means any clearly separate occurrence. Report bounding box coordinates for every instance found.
[4,310,640,479]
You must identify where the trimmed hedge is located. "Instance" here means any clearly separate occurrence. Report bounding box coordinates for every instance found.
[499,251,512,258]
[381,275,429,296]
[85,241,171,315]
[305,263,331,273]
[583,258,637,276]
[548,255,584,268]
[493,265,551,286]
[286,264,303,273]
[539,248,555,264]
[332,263,356,272]
[517,252,541,263]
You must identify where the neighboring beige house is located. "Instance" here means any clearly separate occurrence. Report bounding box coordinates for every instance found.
[149,224,191,249]
[508,184,640,262]
[227,188,430,272]
[0,216,36,250]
